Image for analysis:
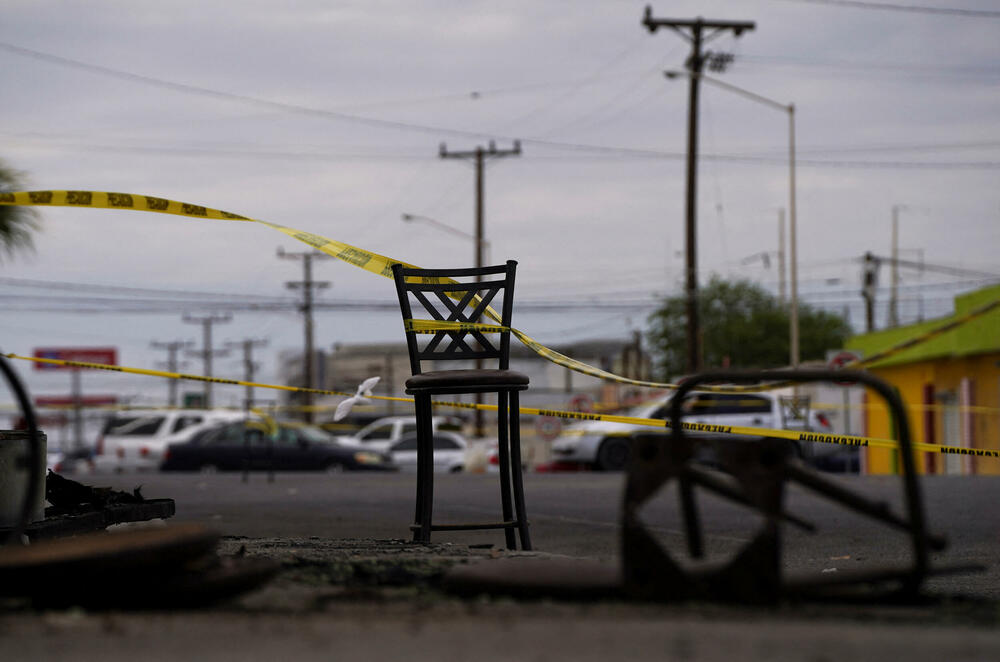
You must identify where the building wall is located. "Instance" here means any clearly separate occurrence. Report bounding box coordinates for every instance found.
[861,353,1000,475]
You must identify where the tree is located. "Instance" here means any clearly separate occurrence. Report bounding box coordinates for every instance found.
[0,160,41,260]
[646,276,852,379]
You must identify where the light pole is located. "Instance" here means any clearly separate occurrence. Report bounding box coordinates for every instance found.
[666,70,799,368]
[889,204,908,328]
[401,213,491,266]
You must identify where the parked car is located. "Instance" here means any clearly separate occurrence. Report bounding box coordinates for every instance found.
[93,409,251,472]
[387,431,468,473]
[484,442,532,474]
[550,390,833,471]
[48,445,96,474]
[160,420,397,473]
[335,415,464,452]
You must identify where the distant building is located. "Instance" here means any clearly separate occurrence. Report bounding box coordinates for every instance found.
[846,283,1000,475]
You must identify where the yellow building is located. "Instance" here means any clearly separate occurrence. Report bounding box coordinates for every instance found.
[846,284,1000,475]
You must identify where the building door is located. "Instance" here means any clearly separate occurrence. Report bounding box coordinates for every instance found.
[937,391,962,475]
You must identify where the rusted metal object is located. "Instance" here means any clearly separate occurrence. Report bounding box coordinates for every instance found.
[622,369,960,604]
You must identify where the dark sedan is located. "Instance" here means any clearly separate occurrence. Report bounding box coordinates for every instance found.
[160,421,398,472]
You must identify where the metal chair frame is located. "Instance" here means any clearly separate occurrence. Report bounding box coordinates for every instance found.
[392,260,531,550]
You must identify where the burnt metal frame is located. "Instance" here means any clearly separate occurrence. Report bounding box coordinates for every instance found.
[0,354,43,545]
[623,369,945,603]
[392,260,530,549]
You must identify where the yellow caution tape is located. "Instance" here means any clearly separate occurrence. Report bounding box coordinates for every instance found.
[6,352,997,461]
[404,318,760,392]
[3,190,998,395]
[4,352,360,399]
[0,189,751,393]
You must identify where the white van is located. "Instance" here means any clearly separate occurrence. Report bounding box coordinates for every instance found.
[550,391,831,471]
[94,409,251,472]
[335,415,464,452]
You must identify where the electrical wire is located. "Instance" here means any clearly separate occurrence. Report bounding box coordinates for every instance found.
[6,41,996,170]
[738,53,1000,80]
[0,276,296,301]
[773,0,1000,18]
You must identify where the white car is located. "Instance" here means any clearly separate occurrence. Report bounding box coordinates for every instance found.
[93,409,252,472]
[387,431,468,473]
[335,415,464,453]
[550,390,831,471]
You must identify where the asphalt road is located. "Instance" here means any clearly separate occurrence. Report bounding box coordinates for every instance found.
[3,469,999,661]
[90,469,1000,599]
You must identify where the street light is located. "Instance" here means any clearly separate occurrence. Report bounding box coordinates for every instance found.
[400,213,491,264]
[666,70,800,368]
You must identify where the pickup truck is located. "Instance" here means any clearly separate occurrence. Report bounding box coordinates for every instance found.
[550,390,832,471]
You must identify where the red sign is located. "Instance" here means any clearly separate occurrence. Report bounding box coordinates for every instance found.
[35,395,119,407]
[828,351,860,370]
[32,347,118,371]
[828,350,862,385]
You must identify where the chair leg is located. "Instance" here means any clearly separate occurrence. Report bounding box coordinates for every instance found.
[496,391,517,549]
[413,394,434,543]
[509,390,532,551]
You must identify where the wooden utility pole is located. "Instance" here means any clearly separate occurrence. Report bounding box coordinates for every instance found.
[861,252,879,333]
[183,313,232,408]
[278,247,332,423]
[151,339,193,407]
[439,140,521,275]
[225,338,269,409]
[439,140,522,438]
[642,6,754,373]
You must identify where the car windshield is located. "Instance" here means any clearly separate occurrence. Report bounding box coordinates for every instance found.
[104,415,166,436]
[295,426,337,444]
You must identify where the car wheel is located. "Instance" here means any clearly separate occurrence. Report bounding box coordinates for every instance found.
[449,465,464,473]
[326,462,344,474]
[596,437,630,472]
[199,464,219,474]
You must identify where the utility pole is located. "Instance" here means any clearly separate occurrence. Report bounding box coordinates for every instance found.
[151,339,194,407]
[278,247,332,423]
[861,252,879,333]
[777,208,787,305]
[440,139,522,438]
[183,313,232,408]
[225,338,268,409]
[439,140,521,277]
[642,6,754,374]
[889,205,906,328]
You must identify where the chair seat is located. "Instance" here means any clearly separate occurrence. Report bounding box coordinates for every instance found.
[405,368,529,394]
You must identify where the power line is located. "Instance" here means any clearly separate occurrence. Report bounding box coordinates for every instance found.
[738,54,1000,79]
[773,0,1000,18]
[0,41,495,141]
[9,40,996,171]
[13,132,997,170]
[0,275,297,301]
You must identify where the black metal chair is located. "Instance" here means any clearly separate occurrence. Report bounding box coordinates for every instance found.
[391,260,531,550]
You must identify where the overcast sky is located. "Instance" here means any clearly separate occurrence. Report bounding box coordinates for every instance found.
[1,0,998,408]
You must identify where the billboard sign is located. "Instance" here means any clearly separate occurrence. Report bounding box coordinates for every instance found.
[35,395,119,407]
[32,347,118,371]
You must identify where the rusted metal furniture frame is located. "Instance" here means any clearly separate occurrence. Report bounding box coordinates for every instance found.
[0,354,43,545]
[623,369,943,603]
[392,261,531,550]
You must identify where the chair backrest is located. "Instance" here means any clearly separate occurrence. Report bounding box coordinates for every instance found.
[391,260,517,376]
